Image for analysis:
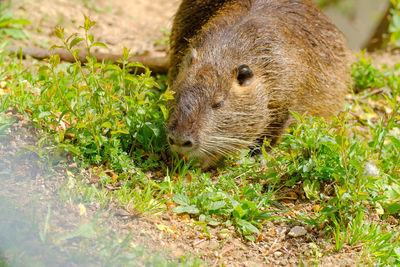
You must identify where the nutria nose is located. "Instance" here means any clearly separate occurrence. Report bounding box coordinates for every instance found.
[168,135,194,148]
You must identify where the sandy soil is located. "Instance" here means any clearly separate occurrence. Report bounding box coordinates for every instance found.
[9,0,180,56]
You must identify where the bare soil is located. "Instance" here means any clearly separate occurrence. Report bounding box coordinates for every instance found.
[9,0,180,56]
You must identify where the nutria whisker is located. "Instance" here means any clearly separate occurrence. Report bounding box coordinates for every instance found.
[209,136,253,144]
[203,141,243,154]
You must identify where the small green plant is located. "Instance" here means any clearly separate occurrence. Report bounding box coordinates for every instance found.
[351,51,386,92]
[39,205,52,243]
[117,180,166,214]
[167,152,196,178]
[154,27,170,46]
[316,0,355,13]
[79,0,112,13]
[0,115,14,138]
[172,190,275,241]
[171,168,279,242]
[389,0,400,48]
[263,113,370,200]
[0,5,30,40]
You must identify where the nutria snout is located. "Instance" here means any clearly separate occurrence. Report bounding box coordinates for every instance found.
[167,0,351,169]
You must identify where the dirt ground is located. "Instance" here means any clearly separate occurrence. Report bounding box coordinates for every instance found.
[4,0,396,266]
[9,0,180,56]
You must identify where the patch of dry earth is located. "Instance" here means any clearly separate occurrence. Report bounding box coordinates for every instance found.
[9,0,179,56]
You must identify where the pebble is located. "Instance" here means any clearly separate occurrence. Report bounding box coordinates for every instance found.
[287,226,307,238]
[217,230,231,239]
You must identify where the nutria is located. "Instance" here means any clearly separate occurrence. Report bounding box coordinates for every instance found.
[167,0,351,169]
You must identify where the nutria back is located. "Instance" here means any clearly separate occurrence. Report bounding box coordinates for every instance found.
[167,0,351,169]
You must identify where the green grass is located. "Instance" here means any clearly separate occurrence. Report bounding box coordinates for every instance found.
[3,16,173,172]
[1,9,400,266]
[0,4,29,40]
[389,0,400,48]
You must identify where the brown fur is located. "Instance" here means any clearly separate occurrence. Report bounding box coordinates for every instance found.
[167,0,351,169]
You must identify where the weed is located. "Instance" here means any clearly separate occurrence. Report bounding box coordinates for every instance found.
[6,15,173,171]
[120,180,166,215]
[0,115,14,138]
[0,5,29,40]
[172,170,279,241]
[78,0,113,14]
[167,152,196,178]
[316,0,355,14]
[39,205,52,243]
[154,26,170,46]
[389,0,400,48]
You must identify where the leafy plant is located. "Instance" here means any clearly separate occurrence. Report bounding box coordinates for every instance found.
[173,191,270,241]
[389,0,400,48]
[351,51,386,92]
[0,5,29,40]
[13,16,173,171]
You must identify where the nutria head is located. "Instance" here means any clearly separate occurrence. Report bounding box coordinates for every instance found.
[167,40,277,169]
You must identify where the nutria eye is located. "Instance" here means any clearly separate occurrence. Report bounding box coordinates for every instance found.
[212,101,223,109]
[237,64,254,86]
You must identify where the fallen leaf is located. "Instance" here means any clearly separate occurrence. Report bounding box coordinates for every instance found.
[111,173,119,183]
[256,233,264,242]
[156,223,174,234]
[266,229,277,236]
[185,172,192,182]
[313,205,320,213]
[166,201,178,211]
[181,214,190,221]
[68,162,78,168]
[282,198,294,204]
[78,203,87,217]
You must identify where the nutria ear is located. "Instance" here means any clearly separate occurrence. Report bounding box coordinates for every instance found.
[237,64,254,86]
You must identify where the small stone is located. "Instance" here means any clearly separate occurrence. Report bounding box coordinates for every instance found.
[274,251,283,258]
[217,229,231,239]
[288,226,307,237]
[208,240,220,250]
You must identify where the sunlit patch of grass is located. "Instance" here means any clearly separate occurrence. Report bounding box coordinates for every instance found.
[4,15,172,171]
